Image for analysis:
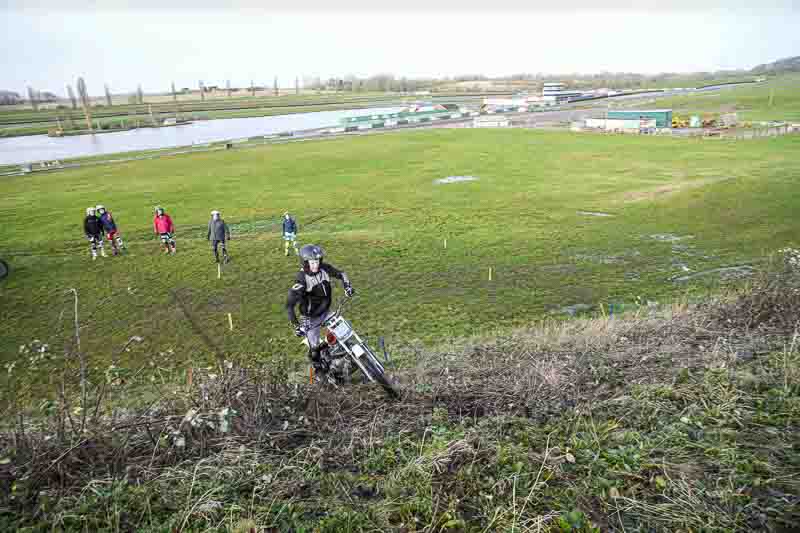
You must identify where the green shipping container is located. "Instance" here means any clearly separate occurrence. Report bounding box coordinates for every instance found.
[607,109,673,128]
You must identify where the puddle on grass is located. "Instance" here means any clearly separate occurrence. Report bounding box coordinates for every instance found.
[577,211,614,217]
[434,175,479,185]
[672,265,753,283]
[573,250,641,265]
[649,234,694,242]
[550,303,594,316]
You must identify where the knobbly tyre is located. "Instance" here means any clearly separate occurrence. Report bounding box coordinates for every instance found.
[303,298,398,399]
[0,258,8,280]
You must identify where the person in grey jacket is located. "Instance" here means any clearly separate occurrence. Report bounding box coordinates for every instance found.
[207,210,231,263]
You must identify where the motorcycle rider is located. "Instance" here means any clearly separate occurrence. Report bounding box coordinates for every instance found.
[84,206,106,260]
[282,212,299,257]
[207,210,231,263]
[95,204,125,255]
[286,244,355,368]
[153,206,176,255]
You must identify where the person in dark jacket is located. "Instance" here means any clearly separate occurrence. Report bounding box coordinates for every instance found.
[83,206,106,260]
[286,244,354,367]
[282,212,299,257]
[207,210,231,263]
[96,204,125,255]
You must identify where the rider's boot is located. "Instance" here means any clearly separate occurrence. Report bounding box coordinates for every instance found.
[308,346,328,373]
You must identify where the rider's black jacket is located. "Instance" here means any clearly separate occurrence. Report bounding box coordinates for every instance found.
[84,215,104,237]
[286,263,350,325]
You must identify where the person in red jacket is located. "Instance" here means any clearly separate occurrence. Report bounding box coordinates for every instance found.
[153,206,176,255]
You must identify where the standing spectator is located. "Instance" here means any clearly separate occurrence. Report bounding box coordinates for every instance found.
[282,212,299,257]
[207,210,231,263]
[153,206,176,255]
[96,204,125,255]
[84,207,105,260]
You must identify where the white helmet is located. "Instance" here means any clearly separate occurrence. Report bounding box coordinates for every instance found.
[86,207,96,216]
[96,204,106,213]
[211,210,221,218]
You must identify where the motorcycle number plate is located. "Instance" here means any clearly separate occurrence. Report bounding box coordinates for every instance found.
[351,344,365,357]
[330,319,353,340]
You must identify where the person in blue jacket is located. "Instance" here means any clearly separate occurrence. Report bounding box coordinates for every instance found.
[282,212,299,257]
[95,204,125,255]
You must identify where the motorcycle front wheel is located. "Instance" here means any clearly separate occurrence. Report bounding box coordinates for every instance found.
[361,352,399,399]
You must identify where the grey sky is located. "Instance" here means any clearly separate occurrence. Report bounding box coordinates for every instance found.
[2,1,798,97]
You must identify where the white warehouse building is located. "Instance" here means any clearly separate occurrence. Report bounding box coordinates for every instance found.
[542,82,583,103]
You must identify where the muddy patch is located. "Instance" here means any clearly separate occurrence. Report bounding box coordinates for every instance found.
[622,176,734,203]
[672,265,754,283]
[577,211,614,217]
[539,264,579,275]
[434,175,479,185]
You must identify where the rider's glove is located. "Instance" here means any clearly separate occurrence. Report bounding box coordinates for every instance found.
[293,324,305,338]
[344,284,355,298]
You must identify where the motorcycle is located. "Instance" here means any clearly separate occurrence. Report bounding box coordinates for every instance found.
[302,298,398,399]
[0,259,8,281]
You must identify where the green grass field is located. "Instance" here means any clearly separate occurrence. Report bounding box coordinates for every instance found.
[2,128,799,395]
[643,74,800,121]
[3,123,800,532]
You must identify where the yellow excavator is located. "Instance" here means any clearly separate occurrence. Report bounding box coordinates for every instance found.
[672,115,689,128]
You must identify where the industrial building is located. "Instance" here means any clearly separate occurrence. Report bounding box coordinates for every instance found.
[581,109,673,133]
[542,82,583,103]
[607,109,673,129]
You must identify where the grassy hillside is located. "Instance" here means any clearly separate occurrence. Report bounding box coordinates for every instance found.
[3,268,799,531]
[642,74,800,122]
[1,128,799,399]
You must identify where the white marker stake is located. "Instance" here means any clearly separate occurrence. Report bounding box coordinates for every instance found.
[444,238,447,249]
[217,263,221,279]
[228,313,233,331]
[489,267,493,281]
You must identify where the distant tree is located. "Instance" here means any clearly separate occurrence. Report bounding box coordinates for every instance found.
[66,85,77,109]
[76,77,93,130]
[226,79,231,97]
[137,84,144,104]
[27,86,38,111]
[199,81,205,101]
[295,76,299,95]
[274,76,278,96]
[171,81,177,101]
[104,84,113,106]
[250,80,255,97]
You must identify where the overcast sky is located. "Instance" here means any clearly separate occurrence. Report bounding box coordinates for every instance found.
[2,0,798,97]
